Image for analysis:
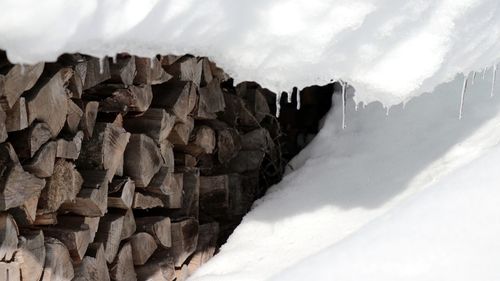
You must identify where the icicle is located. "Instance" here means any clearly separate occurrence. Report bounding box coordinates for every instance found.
[354,103,359,112]
[483,67,487,79]
[296,90,301,110]
[341,81,346,129]
[385,107,390,116]
[491,64,497,97]
[112,54,117,64]
[99,57,105,74]
[471,72,476,85]
[151,56,156,69]
[276,92,281,117]
[459,76,468,120]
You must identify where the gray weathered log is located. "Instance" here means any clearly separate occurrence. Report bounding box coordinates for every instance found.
[124,134,162,187]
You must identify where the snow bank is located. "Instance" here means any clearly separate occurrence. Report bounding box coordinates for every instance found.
[190,69,500,280]
[1,0,499,106]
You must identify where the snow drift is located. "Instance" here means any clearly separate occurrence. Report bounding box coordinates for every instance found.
[0,0,499,106]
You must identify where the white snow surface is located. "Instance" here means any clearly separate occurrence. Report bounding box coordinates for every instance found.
[190,70,500,280]
[1,0,500,106]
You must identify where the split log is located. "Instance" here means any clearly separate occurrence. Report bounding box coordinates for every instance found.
[146,167,182,209]
[152,81,197,122]
[129,232,157,265]
[56,131,84,160]
[174,265,189,281]
[0,262,21,281]
[241,128,273,151]
[124,134,162,187]
[73,243,110,281]
[0,143,46,211]
[123,108,176,143]
[219,92,242,126]
[77,121,130,182]
[0,107,6,142]
[135,57,172,85]
[187,223,219,275]
[58,215,101,242]
[65,99,83,134]
[162,55,202,86]
[168,218,199,267]
[174,153,197,168]
[4,97,28,132]
[9,122,52,158]
[121,208,136,240]
[236,83,271,122]
[135,216,171,248]
[60,170,108,217]
[195,78,225,119]
[90,84,153,113]
[198,57,213,87]
[80,101,99,139]
[110,242,137,281]
[159,140,175,171]
[39,224,91,262]
[132,192,166,210]
[33,213,58,226]
[23,141,57,178]
[25,68,72,136]
[135,256,175,281]
[217,128,241,163]
[9,195,38,226]
[108,178,135,209]
[94,213,125,263]
[0,213,18,261]
[15,229,45,281]
[228,150,266,173]
[37,159,83,214]
[1,63,44,108]
[176,125,215,156]
[41,237,74,281]
[66,60,87,99]
[109,55,136,86]
[83,57,111,90]
[199,175,229,218]
[208,60,230,82]
[167,117,194,146]
[171,170,199,219]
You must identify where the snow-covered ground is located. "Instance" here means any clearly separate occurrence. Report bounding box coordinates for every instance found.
[1,0,499,106]
[190,70,500,281]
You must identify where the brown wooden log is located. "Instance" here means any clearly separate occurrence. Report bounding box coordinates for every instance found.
[168,218,199,267]
[94,212,125,263]
[124,134,162,187]
[37,159,83,214]
[0,63,44,108]
[77,121,130,182]
[135,255,175,281]
[9,122,52,159]
[109,55,136,86]
[123,108,176,143]
[129,232,157,266]
[217,128,241,163]
[208,60,230,82]
[15,229,45,281]
[187,222,219,275]
[0,143,46,211]
[80,101,99,139]
[228,150,266,173]
[33,213,58,226]
[108,178,135,209]
[66,60,87,99]
[167,117,194,146]
[162,55,202,86]
[91,84,153,113]
[174,153,197,168]
[135,216,171,249]
[65,99,83,134]
[0,107,6,143]
[59,170,108,217]
[120,208,136,241]
[172,170,199,219]
[176,125,215,156]
[4,97,28,132]
[83,57,111,90]
[174,265,189,281]
[23,141,57,178]
[110,242,137,281]
[56,130,84,160]
[41,237,74,281]
[73,243,111,281]
[135,57,172,85]
[57,215,101,243]
[146,167,182,209]
[0,261,21,281]
[236,84,271,123]
[25,68,72,137]
[0,213,18,261]
[9,195,38,226]
[199,175,229,218]
[39,224,91,262]
[159,140,175,171]
[241,128,274,151]
[132,192,166,210]
[152,81,197,122]
[199,57,213,87]
[195,78,225,119]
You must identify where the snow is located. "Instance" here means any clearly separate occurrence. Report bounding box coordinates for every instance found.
[0,0,500,106]
[190,69,500,281]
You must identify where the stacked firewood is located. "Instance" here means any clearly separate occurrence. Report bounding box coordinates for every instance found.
[0,51,281,281]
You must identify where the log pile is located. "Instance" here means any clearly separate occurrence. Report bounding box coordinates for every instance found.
[0,51,282,281]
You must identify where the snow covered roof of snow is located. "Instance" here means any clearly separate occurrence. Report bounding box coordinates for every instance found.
[1,0,499,106]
